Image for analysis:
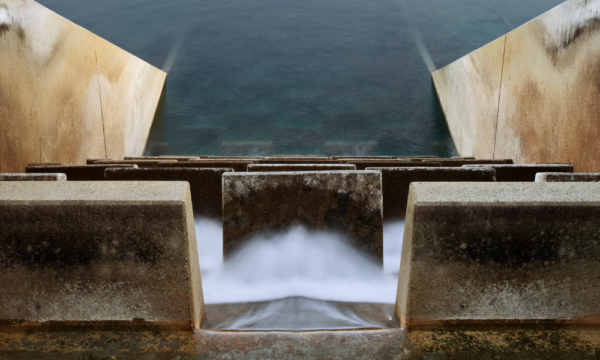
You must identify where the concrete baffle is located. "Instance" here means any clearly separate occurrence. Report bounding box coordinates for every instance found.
[0,173,67,181]
[0,181,204,330]
[222,171,383,261]
[536,173,600,182]
[365,167,496,221]
[463,164,574,181]
[247,164,356,172]
[418,159,513,167]
[159,161,254,172]
[397,182,600,329]
[343,160,442,171]
[257,158,341,164]
[105,167,234,218]
[91,160,177,168]
[26,164,137,180]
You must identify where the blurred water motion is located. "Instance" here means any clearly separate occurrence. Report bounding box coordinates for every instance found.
[37,0,563,156]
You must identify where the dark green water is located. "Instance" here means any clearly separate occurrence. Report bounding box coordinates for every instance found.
[38,0,564,156]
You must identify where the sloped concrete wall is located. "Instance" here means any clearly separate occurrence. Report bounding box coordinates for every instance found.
[433,0,600,172]
[0,0,166,173]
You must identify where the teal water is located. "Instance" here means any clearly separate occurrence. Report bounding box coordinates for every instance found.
[38,0,564,156]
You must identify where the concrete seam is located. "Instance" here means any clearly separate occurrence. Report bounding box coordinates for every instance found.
[492,36,507,159]
[95,50,108,159]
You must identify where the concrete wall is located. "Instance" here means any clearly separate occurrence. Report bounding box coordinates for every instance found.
[432,0,600,172]
[0,0,166,173]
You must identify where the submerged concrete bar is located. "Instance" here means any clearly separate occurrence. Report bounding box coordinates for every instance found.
[0,182,204,329]
[247,164,356,172]
[397,182,600,329]
[536,173,600,182]
[160,161,254,172]
[0,173,67,181]
[343,161,442,170]
[463,164,574,181]
[222,171,383,260]
[105,167,233,218]
[26,164,137,180]
[365,167,496,221]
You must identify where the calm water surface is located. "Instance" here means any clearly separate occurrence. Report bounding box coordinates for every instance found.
[39,0,564,156]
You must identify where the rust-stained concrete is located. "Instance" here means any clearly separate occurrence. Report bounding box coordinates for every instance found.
[365,167,496,221]
[222,171,383,261]
[26,164,137,180]
[0,173,66,181]
[397,182,600,329]
[343,160,442,171]
[105,167,233,218]
[536,172,600,182]
[463,164,574,181]
[0,0,166,173]
[433,0,600,172]
[159,160,255,172]
[0,181,204,330]
[247,164,356,172]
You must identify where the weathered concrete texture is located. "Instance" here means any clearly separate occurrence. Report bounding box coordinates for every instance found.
[0,0,166,173]
[105,167,233,218]
[463,164,574,181]
[160,161,254,172]
[365,167,496,221]
[26,164,137,180]
[433,0,600,172]
[247,164,356,172]
[536,172,600,182]
[397,182,600,329]
[420,159,513,167]
[0,182,204,329]
[0,173,66,181]
[92,160,177,168]
[222,171,383,260]
[343,160,443,171]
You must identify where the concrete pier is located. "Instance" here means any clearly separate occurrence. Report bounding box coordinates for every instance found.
[463,164,574,181]
[536,173,600,182]
[222,171,383,260]
[0,182,204,330]
[247,164,356,172]
[0,173,66,181]
[26,164,137,180]
[397,182,600,329]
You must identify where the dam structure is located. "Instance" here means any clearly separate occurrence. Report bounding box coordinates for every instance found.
[2,0,600,358]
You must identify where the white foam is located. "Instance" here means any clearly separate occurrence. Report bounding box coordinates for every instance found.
[383,221,405,274]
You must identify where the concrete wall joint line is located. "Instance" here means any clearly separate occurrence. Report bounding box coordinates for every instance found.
[492,35,507,160]
[95,50,108,159]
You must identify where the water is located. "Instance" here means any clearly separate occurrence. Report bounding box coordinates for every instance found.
[37,0,564,156]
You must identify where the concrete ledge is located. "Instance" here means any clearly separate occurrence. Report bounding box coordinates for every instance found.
[247,164,356,172]
[0,174,67,181]
[420,159,513,167]
[222,171,383,260]
[257,159,342,164]
[92,160,177,168]
[536,173,600,182]
[125,156,201,161]
[396,182,600,328]
[365,167,496,221]
[26,165,137,180]
[159,161,254,172]
[344,161,442,170]
[0,182,204,329]
[105,167,234,218]
[463,164,574,181]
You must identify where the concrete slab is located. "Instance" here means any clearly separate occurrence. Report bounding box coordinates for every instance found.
[105,167,234,218]
[0,181,204,329]
[26,164,137,180]
[343,160,442,170]
[222,171,383,260]
[92,160,177,168]
[0,173,66,181]
[247,164,356,172]
[160,161,254,172]
[463,164,574,181]
[365,167,496,221]
[397,182,600,329]
[536,173,600,182]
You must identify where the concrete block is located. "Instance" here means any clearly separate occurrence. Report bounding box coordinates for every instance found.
[105,167,234,218]
[365,167,496,221]
[0,181,204,329]
[223,171,383,260]
[26,165,137,181]
[343,161,442,170]
[396,182,600,329]
[332,156,393,160]
[270,155,328,157]
[0,174,66,181]
[247,164,356,172]
[536,173,600,182]
[463,164,574,181]
[86,159,108,165]
[159,161,254,172]
[422,159,513,167]
[27,163,63,167]
[125,156,201,161]
[92,160,177,168]
[257,158,342,164]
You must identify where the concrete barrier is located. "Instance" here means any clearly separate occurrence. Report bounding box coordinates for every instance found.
[27,163,63,167]
[419,159,513,167]
[105,167,233,218]
[125,156,201,161]
[332,156,394,160]
[26,164,137,180]
[365,167,496,221]
[222,171,383,260]
[0,174,66,181]
[92,160,177,168]
[257,159,342,164]
[463,164,574,181]
[343,161,442,170]
[270,155,329,157]
[0,181,204,329]
[396,182,600,329]
[247,164,356,172]
[536,173,600,182]
[159,161,254,172]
